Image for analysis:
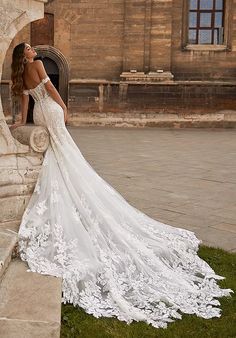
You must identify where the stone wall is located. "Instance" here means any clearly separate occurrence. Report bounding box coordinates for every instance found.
[172,0,236,81]
[3,0,236,80]
[2,0,236,126]
[68,82,236,128]
[40,0,236,80]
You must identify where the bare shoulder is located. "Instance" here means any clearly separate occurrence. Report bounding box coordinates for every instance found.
[33,59,44,68]
[32,60,47,76]
[27,60,44,72]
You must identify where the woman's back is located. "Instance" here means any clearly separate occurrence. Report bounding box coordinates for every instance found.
[23,61,41,90]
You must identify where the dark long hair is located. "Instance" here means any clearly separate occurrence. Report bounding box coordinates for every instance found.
[11,42,26,96]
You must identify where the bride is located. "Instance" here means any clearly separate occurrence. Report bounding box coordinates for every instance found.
[10,42,232,329]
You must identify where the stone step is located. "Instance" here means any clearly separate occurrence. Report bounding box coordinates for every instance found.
[0,195,31,224]
[0,258,62,338]
[0,220,21,233]
[0,230,18,280]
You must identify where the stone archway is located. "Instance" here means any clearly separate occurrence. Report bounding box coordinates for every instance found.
[0,0,47,154]
[34,45,69,105]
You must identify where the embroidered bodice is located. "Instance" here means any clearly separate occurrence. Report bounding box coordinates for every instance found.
[23,75,64,129]
[23,76,50,102]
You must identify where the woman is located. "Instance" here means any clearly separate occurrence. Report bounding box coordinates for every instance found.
[10,42,232,329]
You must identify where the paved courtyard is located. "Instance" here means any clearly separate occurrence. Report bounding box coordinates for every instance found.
[68,126,236,252]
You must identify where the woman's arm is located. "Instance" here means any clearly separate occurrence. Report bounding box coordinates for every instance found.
[35,60,67,122]
[10,93,29,130]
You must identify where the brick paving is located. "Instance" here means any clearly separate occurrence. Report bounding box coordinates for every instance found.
[68,126,236,252]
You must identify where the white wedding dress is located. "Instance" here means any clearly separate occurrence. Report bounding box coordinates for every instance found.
[18,76,232,329]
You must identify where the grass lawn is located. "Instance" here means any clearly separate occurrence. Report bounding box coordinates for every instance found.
[61,246,236,338]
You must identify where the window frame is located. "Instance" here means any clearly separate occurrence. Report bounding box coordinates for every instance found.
[182,0,233,51]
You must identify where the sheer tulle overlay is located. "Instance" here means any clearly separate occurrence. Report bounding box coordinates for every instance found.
[18,77,232,329]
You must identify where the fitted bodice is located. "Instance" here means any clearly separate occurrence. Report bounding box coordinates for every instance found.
[23,76,50,102]
[25,76,65,129]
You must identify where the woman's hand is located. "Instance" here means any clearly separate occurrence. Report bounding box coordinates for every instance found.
[9,121,26,130]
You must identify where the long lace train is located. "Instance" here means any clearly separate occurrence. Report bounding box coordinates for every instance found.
[18,77,233,329]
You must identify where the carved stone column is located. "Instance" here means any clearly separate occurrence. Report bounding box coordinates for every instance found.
[0,126,49,231]
[0,0,47,155]
[0,0,47,232]
[11,125,50,153]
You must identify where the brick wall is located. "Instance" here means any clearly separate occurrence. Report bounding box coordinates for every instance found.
[2,0,236,125]
[3,0,236,81]
[68,82,236,114]
[171,0,236,81]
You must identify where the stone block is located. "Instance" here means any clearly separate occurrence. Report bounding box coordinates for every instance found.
[0,259,61,338]
[0,155,17,168]
[0,320,60,338]
[22,168,41,182]
[16,154,43,168]
[0,220,21,233]
[0,183,35,198]
[0,168,40,186]
[0,195,31,223]
[0,169,24,186]
[0,231,17,280]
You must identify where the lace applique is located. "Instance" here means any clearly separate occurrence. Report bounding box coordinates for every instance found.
[36,199,47,215]
[50,191,60,204]
[72,206,81,222]
[51,179,59,190]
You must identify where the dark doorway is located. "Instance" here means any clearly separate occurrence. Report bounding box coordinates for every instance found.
[27,56,59,123]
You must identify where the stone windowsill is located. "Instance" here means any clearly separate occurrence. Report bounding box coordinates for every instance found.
[0,80,11,84]
[69,79,119,85]
[69,79,236,86]
[184,44,228,52]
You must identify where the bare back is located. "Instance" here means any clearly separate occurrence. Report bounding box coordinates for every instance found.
[23,61,42,90]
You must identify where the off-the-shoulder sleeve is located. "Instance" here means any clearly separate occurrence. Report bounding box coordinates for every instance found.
[42,76,50,84]
[23,89,29,95]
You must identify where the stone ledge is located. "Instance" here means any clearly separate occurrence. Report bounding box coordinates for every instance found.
[68,110,236,128]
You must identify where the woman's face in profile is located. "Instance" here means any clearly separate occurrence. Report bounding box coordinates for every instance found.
[24,43,37,59]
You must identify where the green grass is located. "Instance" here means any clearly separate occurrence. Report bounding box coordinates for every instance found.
[61,246,236,338]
